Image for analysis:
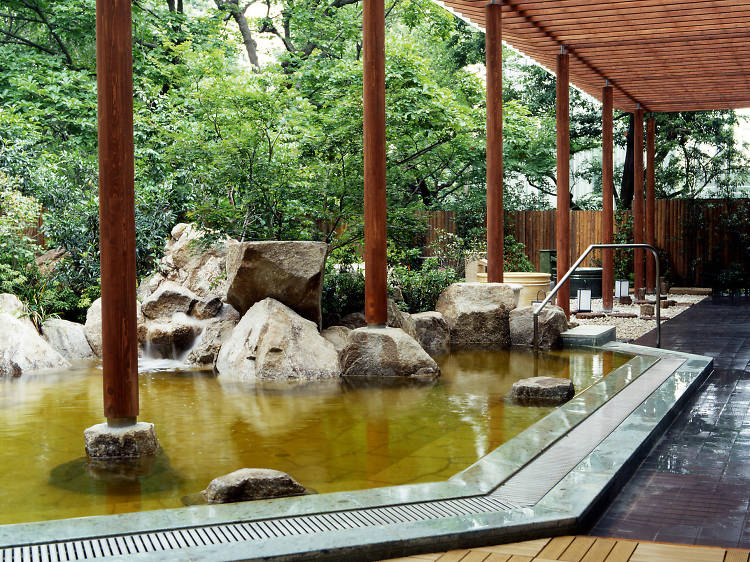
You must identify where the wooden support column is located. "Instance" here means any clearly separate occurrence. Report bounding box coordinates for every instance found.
[556,49,570,317]
[485,0,503,283]
[602,83,614,311]
[633,106,645,295]
[646,116,656,292]
[97,0,139,422]
[363,0,387,325]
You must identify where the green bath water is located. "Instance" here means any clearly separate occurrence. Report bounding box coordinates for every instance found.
[0,348,629,525]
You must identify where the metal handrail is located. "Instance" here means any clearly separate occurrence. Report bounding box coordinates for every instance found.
[533,243,661,350]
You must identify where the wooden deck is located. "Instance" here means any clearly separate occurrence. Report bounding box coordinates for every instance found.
[383,536,750,562]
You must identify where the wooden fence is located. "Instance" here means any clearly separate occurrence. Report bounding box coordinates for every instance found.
[425,199,750,287]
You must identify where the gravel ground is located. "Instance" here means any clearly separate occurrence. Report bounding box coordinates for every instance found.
[568,293,707,342]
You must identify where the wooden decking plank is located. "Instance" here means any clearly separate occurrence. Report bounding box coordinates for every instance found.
[537,537,576,560]
[630,542,725,562]
[581,539,617,562]
[437,551,472,562]
[479,539,551,557]
[724,551,750,562]
[603,541,637,562]
[559,536,597,561]
[506,556,533,562]
[483,554,511,562]
[459,552,490,562]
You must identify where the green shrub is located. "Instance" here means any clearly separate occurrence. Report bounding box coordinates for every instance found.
[321,263,366,327]
[389,257,459,313]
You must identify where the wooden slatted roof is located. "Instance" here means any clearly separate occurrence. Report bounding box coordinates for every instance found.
[435,0,750,112]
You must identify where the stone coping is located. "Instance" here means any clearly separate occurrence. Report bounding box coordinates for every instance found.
[0,343,713,561]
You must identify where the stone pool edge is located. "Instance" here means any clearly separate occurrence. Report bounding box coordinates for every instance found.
[0,343,713,561]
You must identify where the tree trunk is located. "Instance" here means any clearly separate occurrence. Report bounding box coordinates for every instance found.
[620,113,635,209]
[215,0,260,69]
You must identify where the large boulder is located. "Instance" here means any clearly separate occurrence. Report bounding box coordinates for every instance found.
[386,299,417,339]
[509,305,568,349]
[141,281,197,320]
[201,469,306,504]
[411,311,450,356]
[0,313,69,374]
[84,298,103,358]
[510,376,574,406]
[321,326,351,355]
[41,319,96,361]
[185,304,241,366]
[158,223,232,299]
[341,327,440,380]
[0,293,25,317]
[225,241,327,326]
[216,298,340,382]
[35,247,69,275]
[339,312,366,330]
[145,315,200,357]
[435,283,517,350]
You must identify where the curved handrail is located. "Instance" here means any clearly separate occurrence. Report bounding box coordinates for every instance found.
[533,243,661,350]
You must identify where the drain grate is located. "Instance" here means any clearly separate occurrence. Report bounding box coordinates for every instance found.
[0,496,525,561]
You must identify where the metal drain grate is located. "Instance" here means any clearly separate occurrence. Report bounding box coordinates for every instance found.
[0,496,524,561]
[0,356,687,561]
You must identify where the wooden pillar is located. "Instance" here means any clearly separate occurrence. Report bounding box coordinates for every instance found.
[556,49,570,317]
[646,116,656,292]
[485,0,503,283]
[97,0,139,422]
[633,106,645,295]
[601,83,614,311]
[363,0,387,325]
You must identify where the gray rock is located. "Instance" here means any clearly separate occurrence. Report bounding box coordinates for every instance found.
[84,298,103,358]
[84,422,159,459]
[0,312,69,375]
[640,303,655,317]
[321,326,351,355]
[387,299,417,339]
[159,223,232,299]
[193,296,223,320]
[411,311,450,356]
[201,468,306,504]
[35,247,69,275]
[340,312,366,329]
[185,305,241,366]
[141,281,197,320]
[216,298,340,382]
[0,357,22,377]
[435,283,516,350]
[225,241,327,326]
[341,327,440,380]
[509,305,568,349]
[146,317,199,356]
[510,376,574,406]
[0,293,25,317]
[41,319,96,361]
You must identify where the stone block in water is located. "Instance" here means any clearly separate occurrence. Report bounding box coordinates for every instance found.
[510,376,574,406]
[201,468,306,504]
[84,422,159,459]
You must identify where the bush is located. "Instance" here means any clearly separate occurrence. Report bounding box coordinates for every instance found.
[321,263,365,327]
[389,258,459,313]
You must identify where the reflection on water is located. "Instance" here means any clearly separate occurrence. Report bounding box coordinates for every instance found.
[0,348,629,524]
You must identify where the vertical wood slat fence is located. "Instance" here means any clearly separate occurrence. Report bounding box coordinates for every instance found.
[425,199,750,287]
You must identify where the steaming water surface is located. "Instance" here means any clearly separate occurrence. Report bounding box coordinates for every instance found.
[0,348,630,525]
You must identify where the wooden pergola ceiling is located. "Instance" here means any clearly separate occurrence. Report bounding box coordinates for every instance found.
[435,0,750,112]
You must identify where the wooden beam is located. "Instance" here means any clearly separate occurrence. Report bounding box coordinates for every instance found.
[646,116,656,292]
[363,0,387,325]
[633,107,645,295]
[602,84,614,311]
[556,50,570,317]
[97,0,138,422]
[486,0,503,283]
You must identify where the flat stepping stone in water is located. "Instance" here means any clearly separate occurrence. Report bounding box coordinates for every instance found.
[201,468,307,504]
[510,376,575,406]
[608,312,638,318]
